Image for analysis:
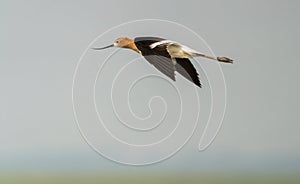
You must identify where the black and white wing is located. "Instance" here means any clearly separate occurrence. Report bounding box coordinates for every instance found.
[134,37,201,87]
[134,37,176,81]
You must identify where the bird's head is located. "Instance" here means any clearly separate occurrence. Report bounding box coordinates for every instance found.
[113,37,133,48]
[92,37,136,50]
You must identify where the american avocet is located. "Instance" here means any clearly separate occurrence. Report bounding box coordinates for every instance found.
[93,37,233,87]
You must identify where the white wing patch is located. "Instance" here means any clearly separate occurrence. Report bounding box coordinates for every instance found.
[150,40,205,58]
[149,40,177,49]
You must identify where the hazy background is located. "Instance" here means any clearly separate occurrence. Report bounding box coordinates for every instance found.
[1,0,300,183]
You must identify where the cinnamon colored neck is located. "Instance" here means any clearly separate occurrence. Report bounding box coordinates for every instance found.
[125,41,141,54]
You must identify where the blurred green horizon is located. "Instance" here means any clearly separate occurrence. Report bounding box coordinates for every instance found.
[1,173,300,184]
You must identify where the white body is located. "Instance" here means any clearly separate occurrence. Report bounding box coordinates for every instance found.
[150,40,207,59]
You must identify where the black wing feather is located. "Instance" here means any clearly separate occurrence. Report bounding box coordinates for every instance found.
[134,37,175,81]
[175,58,201,87]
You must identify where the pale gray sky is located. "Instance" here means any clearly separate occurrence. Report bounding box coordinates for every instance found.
[1,0,300,173]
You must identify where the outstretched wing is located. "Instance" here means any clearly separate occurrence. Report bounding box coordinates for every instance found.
[134,37,201,87]
[175,58,201,87]
[134,37,176,81]
[143,55,176,80]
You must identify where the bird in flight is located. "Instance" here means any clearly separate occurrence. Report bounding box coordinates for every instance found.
[93,37,233,87]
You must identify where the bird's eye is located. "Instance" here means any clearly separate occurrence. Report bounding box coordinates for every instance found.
[115,40,119,43]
